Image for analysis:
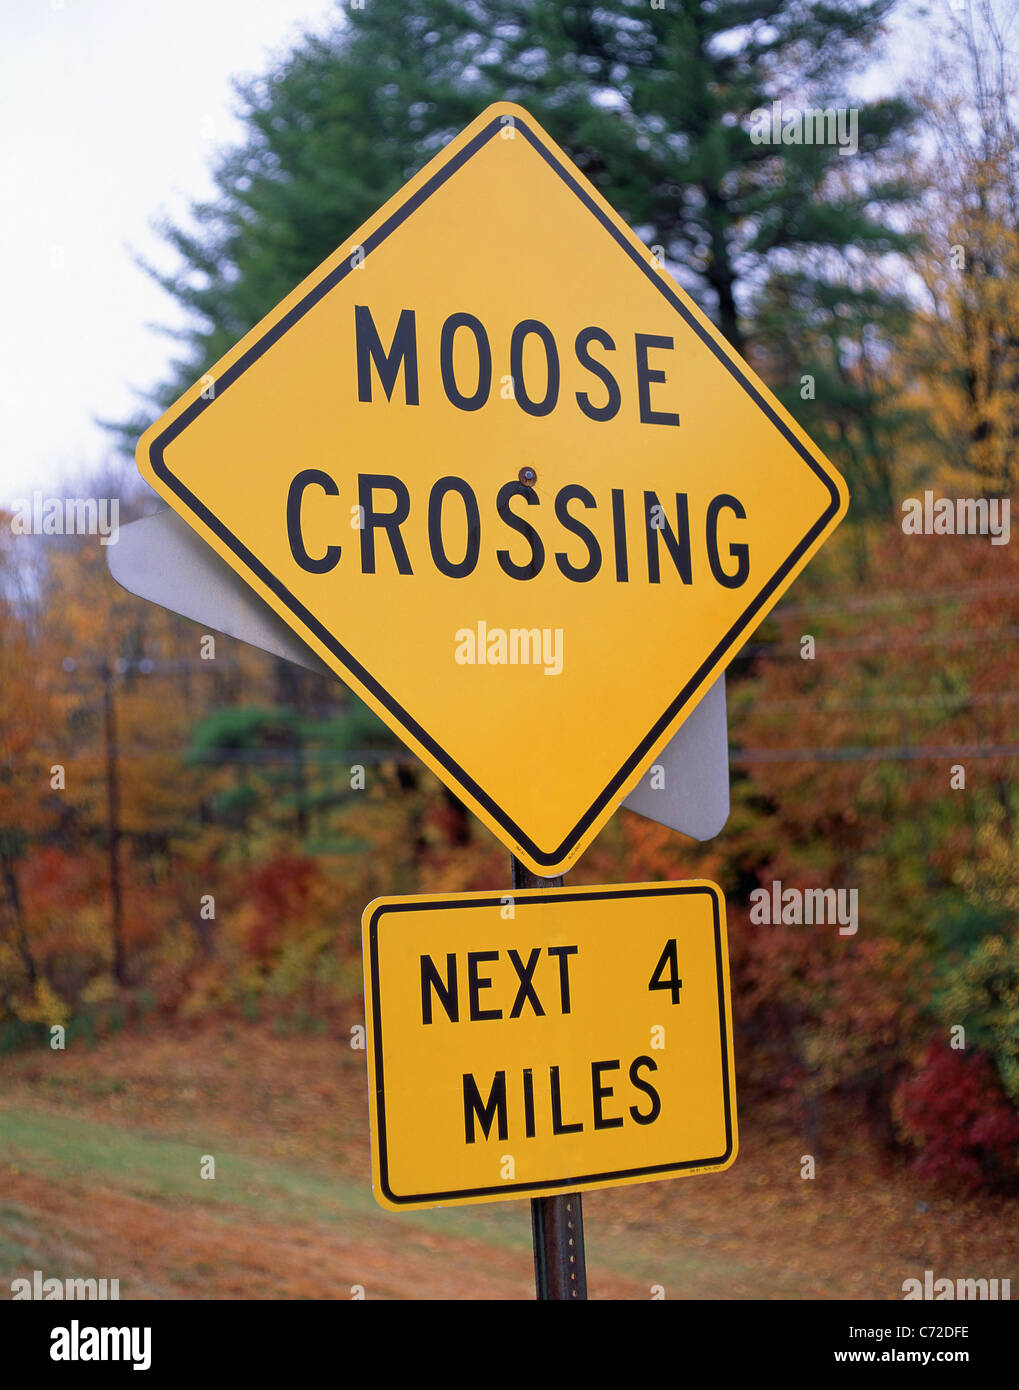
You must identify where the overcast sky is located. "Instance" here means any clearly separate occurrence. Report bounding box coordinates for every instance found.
[1,0,933,509]
[0,0,339,507]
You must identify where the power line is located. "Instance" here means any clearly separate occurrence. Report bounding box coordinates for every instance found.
[733,624,1019,660]
[776,577,1019,619]
[45,618,1019,679]
[47,743,1019,767]
[745,689,1019,713]
[733,743,1019,764]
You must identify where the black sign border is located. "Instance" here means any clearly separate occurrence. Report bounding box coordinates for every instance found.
[147,111,843,869]
[366,883,735,1206]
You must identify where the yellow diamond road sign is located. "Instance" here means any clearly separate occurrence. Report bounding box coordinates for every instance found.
[362,881,736,1210]
[137,102,848,876]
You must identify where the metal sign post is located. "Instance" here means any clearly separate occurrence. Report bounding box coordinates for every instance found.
[531,1188,587,1302]
[511,854,588,1300]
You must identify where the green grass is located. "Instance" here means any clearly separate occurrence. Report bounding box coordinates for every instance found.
[0,1104,530,1252]
[0,1199,98,1276]
[0,1103,769,1295]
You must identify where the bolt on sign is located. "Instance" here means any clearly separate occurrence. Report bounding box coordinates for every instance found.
[136,102,848,876]
[362,882,736,1210]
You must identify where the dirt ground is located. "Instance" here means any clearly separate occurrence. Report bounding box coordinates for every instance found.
[1,1020,1015,1300]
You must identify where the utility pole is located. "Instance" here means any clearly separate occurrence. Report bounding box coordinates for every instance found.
[101,659,125,986]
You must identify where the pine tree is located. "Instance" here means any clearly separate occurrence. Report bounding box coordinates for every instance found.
[122,0,919,470]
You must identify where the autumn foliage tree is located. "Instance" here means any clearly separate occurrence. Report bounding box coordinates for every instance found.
[902,0,1019,497]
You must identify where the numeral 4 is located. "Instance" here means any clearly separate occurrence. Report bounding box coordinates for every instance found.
[648,938,682,1005]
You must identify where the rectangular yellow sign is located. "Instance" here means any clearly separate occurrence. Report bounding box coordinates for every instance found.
[362,881,737,1210]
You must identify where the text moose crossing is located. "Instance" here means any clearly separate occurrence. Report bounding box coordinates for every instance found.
[285,307,752,589]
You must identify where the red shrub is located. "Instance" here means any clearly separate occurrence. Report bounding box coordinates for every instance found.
[243,854,323,962]
[895,1038,1019,1193]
